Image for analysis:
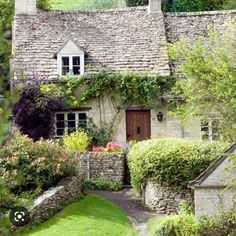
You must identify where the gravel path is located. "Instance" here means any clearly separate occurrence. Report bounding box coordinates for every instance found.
[89,188,157,236]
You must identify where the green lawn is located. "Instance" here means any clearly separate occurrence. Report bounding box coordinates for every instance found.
[20,194,137,236]
[51,0,81,10]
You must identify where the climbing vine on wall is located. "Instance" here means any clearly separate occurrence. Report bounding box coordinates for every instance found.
[45,71,175,109]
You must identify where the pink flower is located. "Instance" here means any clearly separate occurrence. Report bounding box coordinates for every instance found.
[106,142,122,153]
[106,142,121,149]
[92,146,104,153]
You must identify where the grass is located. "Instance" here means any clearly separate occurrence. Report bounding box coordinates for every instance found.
[19,194,137,236]
[51,0,81,10]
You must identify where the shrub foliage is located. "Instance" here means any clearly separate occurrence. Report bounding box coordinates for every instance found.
[0,132,76,194]
[153,210,236,236]
[85,178,123,191]
[155,214,198,236]
[63,129,90,152]
[128,139,227,194]
[13,85,66,140]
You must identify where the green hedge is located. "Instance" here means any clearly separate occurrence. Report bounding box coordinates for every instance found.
[152,210,236,236]
[128,139,227,195]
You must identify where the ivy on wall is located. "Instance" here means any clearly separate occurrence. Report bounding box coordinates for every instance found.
[44,71,176,109]
[14,71,175,140]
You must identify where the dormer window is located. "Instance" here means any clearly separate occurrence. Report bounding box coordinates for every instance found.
[57,40,84,76]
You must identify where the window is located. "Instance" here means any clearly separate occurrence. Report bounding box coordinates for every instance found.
[57,40,85,76]
[55,111,87,137]
[201,119,218,140]
[62,57,70,75]
[60,56,82,76]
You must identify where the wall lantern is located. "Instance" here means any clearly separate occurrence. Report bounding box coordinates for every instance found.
[157,112,163,122]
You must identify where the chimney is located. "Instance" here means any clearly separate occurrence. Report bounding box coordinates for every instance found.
[15,0,37,15]
[148,0,162,14]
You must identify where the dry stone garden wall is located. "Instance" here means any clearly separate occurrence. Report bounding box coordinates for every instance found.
[144,181,194,214]
[77,152,125,182]
[30,174,85,223]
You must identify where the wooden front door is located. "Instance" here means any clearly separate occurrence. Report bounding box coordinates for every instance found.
[126,110,151,142]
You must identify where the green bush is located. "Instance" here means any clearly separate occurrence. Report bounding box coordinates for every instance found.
[198,210,236,236]
[85,120,113,148]
[128,139,227,195]
[155,214,198,236]
[63,130,90,152]
[37,0,52,10]
[153,210,236,236]
[85,178,123,191]
[0,132,76,194]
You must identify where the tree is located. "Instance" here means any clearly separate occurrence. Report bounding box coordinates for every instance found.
[168,25,236,141]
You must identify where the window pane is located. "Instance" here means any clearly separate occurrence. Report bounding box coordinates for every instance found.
[73,66,80,75]
[62,57,69,66]
[78,113,87,128]
[57,128,64,136]
[68,121,76,128]
[62,66,69,76]
[56,114,64,121]
[73,57,80,66]
[68,113,76,121]
[79,113,87,120]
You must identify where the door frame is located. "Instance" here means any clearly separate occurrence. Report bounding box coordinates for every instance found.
[125,109,151,142]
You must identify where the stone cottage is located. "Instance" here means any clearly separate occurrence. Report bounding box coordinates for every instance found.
[189,143,236,219]
[12,0,236,144]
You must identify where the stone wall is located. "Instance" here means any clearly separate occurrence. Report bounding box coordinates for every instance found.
[30,174,85,224]
[77,152,125,182]
[144,181,193,214]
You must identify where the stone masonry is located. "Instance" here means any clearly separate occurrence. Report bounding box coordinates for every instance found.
[30,175,85,223]
[12,7,236,84]
[12,7,170,84]
[144,181,194,214]
[11,4,236,144]
[78,152,125,182]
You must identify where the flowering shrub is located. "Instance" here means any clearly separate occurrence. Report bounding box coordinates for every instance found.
[106,142,122,153]
[63,130,90,152]
[92,142,122,153]
[92,146,105,152]
[0,132,76,193]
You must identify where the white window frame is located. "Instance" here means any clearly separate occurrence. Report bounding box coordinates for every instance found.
[57,40,85,76]
[58,54,85,76]
[54,111,88,138]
